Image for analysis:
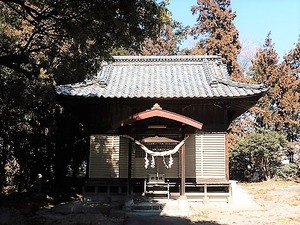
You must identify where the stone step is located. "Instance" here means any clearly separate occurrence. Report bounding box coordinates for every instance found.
[131,204,162,211]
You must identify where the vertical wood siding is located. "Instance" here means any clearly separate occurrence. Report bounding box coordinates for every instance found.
[195,133,226,178]
[89,135,120,178]
[132,145,180,178]
[119,136,129,178]
[185,135,196,178]
[88,133,225,179]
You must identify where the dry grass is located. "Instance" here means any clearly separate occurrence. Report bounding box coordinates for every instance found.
[286,195,300,206]
[240,179,289,193]
[275,217,300,225]
[240,180,297,202]
[189,180,300,225]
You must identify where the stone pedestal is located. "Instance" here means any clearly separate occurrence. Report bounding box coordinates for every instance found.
[203,196,209,204]
[178,196,189,213]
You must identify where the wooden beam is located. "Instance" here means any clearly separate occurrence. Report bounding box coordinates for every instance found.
[117,103,203,129]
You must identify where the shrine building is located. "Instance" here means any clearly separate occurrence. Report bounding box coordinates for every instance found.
[56,55,267,201]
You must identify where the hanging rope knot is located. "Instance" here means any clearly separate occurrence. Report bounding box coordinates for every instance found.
[168,154,173,168]
[144,153,149,169]
[121,135,189,168]
[150,156,155,168]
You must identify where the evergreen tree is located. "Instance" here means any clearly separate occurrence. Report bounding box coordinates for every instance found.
[114,4,189,56]
[189,0,242,79]
[0,0,166,84]
[250,33,279,129]
[284,37,300,80]
[250,33,300,137]
[141,16,188,56]
[282,37,300,141]
[230,128,288,182]
[0,0,166,193]
[227,114,255,150]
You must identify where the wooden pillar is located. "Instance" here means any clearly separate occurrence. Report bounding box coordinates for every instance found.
[127,135,132,196]
[225,133,229,181]
[180,143,186,196]
[87,136,91,179]
[224,105,230,181]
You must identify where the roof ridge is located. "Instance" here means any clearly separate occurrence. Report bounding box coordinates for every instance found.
[112,55,221,63]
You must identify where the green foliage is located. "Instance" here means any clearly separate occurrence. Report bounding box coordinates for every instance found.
[114,1,189,56]
[0,0,166,195]
[230,129,288,182]
[0,66,88,193]
[140,16,189,55]
[0,66,56,191]
[275,163,299,181]
[0,0,166,84]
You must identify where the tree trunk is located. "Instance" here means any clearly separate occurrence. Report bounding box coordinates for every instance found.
[0,140,8,193]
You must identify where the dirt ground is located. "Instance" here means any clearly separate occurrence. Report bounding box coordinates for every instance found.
[188,180,300,225]
[1,180,299,225]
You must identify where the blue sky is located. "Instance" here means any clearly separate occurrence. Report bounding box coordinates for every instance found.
[168,0,300,59]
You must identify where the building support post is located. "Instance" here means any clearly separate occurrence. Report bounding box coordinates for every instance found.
[180,143,186,197]
[178,141,189,213]
[127,136,132,196]
[224,105,230,181]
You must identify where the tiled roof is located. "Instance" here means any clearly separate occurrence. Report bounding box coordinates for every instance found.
[56,55,267,99]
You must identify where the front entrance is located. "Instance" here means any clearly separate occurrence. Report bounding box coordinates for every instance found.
[85,104,231,203]
[117,103,202,197]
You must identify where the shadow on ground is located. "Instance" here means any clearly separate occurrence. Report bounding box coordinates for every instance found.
[125,215,225,225]
[0,193,227,225]
[1,201,226,225]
